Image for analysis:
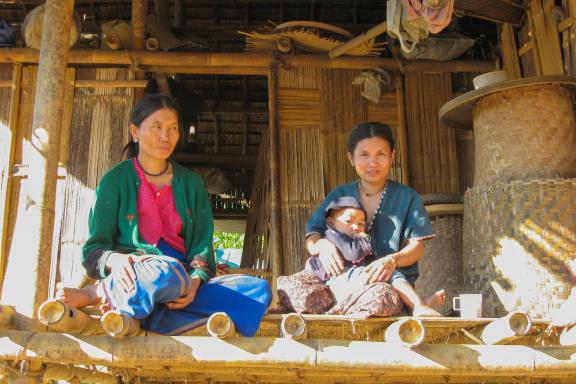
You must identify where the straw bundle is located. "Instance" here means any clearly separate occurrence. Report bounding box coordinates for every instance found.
[241,22,384,56]
[241,128,271,271]
[417,203,464,315]
[473,84,576,187]
[58,68,133,287]
[405,72,459,194]
[463,178,576,318]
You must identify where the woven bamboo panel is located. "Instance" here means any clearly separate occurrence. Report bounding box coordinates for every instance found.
[463,178,576,318]
[277,88,321,128]
[278,67,321,89]
[58,68,134,287]
[405,72,459,194]
[473,84,576,186]
[417,214,463,314]
[320,69,366,192]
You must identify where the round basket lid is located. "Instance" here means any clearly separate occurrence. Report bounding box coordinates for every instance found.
[439,75,576,130]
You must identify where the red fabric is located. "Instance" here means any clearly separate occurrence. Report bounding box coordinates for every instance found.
[133,158,186,254]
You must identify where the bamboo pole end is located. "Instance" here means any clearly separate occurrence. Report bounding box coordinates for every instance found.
[37,299,66,325]
[206,312,236,338]
[280,313,307,340]
[384,317,426,347]
[101,310,141,337]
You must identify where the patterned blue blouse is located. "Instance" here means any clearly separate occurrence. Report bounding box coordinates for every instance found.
[306,180,435,284]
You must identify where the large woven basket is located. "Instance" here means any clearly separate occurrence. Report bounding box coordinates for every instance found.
[463,178,576,318]
[417,194,464,314]
[473,84,576,187]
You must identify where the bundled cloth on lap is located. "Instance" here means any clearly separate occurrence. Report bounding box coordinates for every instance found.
[102,241,272,336]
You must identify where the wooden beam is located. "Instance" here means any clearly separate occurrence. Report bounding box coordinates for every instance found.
[0,0,74,328]
[172,152,257,169]
[0,49,496,73]
[455,0,525,25]
[74,80,148,88]
[530,0,564,75]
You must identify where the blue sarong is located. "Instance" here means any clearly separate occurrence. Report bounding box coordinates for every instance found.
[101,240,272,336]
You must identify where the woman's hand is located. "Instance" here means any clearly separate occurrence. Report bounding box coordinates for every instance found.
[106,253,144,293]
[167,276,202,309]
[365,254,397,284]
[313,238,344,277]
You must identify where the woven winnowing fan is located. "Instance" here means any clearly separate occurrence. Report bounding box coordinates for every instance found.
[240,21,385,56]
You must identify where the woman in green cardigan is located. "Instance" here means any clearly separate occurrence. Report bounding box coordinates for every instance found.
[58,94,272,336]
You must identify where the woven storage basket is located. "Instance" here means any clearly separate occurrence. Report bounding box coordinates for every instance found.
[463,178,576,318]
[417,196,464,314]
[473,84,576,187]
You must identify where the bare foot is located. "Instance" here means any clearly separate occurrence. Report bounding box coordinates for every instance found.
[551,287,576,327]
[412,304,442,317]
[55,284,100,309]
[423,289,446,309]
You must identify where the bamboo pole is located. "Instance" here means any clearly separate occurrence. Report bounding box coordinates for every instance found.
[131,0,148,100]
[42,364,116,384]
[394,73,410,185]
[267,64,284,305]
[328,21,387,58]
[0,49,496,73]
[0,330,574,376]
[280,313,307,339]
[100,310,142,337]
[37,299,102,335]
[531,0,565,75]
[384,318,425,347]
[0,304,15,328]
[206,312,236,338]
[0,0,74,328]
[0,64,21,290]
[481,311,532,345]
[425,203,464,216]
[74,80,148,88]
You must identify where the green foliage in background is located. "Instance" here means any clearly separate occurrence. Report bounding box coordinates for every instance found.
[213,231,245,249]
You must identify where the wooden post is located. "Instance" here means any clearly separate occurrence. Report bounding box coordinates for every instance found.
[131,0,148,100]
[0,64,22,289]
[0,0,75,328]
[393,73,410,186]
[267,64,284,301]
[499,23,522,79]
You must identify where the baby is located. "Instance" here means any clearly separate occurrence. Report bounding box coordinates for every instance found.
[306,196,441,317]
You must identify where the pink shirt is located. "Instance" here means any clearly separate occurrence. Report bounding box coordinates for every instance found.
[133,158,186,254]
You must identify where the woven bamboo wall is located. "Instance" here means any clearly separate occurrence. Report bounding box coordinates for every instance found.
[405,72,459,195]
[58,68,133,287]
[277,68,404,275]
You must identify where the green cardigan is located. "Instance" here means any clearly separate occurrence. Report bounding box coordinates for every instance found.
[81,159,216,282]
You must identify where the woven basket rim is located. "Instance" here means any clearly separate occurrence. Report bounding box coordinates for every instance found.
[439,75,576,130]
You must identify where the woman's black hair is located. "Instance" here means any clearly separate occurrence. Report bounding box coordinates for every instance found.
[347,121,395,154]
[122,93,182,159]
